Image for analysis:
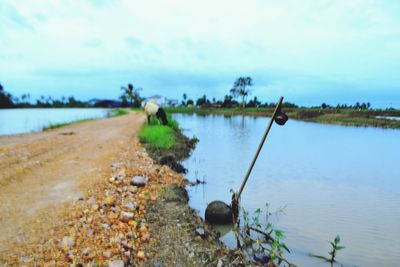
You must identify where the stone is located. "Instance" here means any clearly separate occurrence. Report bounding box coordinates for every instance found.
[109,259,124,267]
[124,202,136,210]
[120,211,134,223]
[103,250,112,259]
[87,197,96,205]
[130,176,147,187]
[205,201,233,224]
[61,236,75,249]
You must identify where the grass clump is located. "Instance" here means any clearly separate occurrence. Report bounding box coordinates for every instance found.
[112,108,129,117]
[43,119,93,131]
[139,125,176,149]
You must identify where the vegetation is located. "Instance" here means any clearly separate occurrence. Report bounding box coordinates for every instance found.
[42,119,94,131]
[120,83,143,107]
[230,76,253,108]
[112,108,129,117]
[235,205,296,267]
[139,125,176,149]
[310,235,345,265]
[0,83,14,108]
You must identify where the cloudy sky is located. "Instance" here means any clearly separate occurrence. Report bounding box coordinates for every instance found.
[1,0,400,107]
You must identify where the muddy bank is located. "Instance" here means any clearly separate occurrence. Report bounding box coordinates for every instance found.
[141,129,198,174]
[144,185,252,266]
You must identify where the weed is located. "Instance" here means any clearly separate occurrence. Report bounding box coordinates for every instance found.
[310,235,345,265]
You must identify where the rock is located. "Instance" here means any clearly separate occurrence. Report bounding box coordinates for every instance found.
[205,201,233,224]
[103,250,112,259]
[130,176,147,187]
[61,236,75,249]
[124,202,136,210]
[120,211,134,223]
[109,259,124,267]
[82,247,90,255]
[87,197,96,205]
[195,227,205,238]
[217,259,223,267]
[104,195,115,205]
[128,186,138,193]
[137,251,145,260]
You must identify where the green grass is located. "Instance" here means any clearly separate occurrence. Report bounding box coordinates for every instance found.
[43,118,94,131]
[112,108,129,117]
[139,112,180,149]
[139,125,176,149]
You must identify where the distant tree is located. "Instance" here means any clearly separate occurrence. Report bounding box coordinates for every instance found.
[119,95,129,107]
[121,83,142,107]
[246,96,261,107]
[222,94,234,108]
[196,94,210,107]
[0,83,14,108]
[187,99,194,106]
[182,93,187,106]
[230,77,253,108]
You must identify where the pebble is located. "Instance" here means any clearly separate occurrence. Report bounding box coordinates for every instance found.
[103,250,112,259]
[120,211,134,222]
[124,202,136,210]
[109,259,124,267]
[61,236,75,249]
[87,197,96,205]
[130,176,147,187]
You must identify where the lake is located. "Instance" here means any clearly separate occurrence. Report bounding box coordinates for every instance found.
[0,108,111,135]
[173,113,400,267]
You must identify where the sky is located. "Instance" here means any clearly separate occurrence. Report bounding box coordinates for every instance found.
[1,0,400,107]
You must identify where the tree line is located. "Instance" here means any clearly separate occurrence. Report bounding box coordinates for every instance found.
[0,79,387,111]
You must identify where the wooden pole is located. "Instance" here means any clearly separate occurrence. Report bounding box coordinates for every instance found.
[235,96,284,202]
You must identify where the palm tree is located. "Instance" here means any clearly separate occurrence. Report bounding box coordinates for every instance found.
[121,83,142,107]
[230,77,253,108]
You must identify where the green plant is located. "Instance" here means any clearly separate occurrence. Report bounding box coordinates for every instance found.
[235,205,296,267]
[112,108,129,117]
[310,235,345,264]
[138,125,176,149]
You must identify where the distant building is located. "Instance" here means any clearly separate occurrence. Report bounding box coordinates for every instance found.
[144,95,179,107]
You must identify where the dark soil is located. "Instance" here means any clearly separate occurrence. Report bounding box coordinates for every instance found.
[143,129,198,173]
[142,185,253,267]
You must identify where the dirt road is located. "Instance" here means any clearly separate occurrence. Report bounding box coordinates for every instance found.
[0,112,145,251]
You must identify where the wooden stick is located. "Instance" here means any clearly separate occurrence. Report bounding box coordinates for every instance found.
[235,96,284,201]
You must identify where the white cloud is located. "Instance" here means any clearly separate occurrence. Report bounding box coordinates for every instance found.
[0,0,399,105]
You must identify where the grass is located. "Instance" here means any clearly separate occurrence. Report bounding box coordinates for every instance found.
[43,118,94,131]
[139,114,180,149]
[112,108,129,117]
[139,125,176,149]
[43,108,129,131]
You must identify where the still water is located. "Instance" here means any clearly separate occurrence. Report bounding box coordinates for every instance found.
[173,113,400,267]
[0,108,110,135]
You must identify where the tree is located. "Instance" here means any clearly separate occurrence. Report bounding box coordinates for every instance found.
[0,83,14,108]
[196,94,210,107]
[230,77,253,108]
[121,83,142,107]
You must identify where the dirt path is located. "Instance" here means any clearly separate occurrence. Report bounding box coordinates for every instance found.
[0,112,145,251]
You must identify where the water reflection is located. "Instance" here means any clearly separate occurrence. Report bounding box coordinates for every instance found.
[174,113,400,267]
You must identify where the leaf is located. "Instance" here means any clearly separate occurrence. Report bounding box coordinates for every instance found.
[334,235,341,244]
[336,246,345,250]
[280,243,291,253]
[275,230,284,239]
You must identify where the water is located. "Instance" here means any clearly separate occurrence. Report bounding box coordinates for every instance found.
[173,113,400,267]
[0,108,110,135]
